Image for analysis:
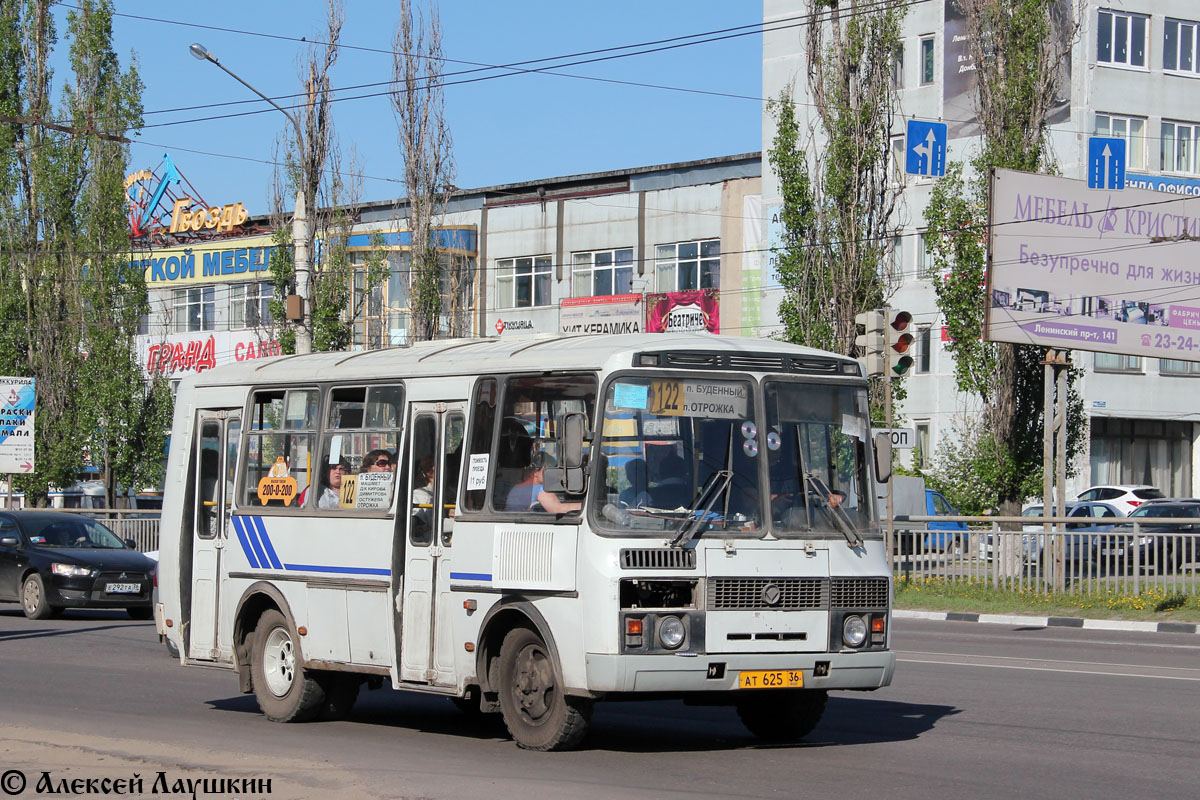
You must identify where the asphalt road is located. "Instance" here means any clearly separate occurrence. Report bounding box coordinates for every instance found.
[0,608,1197,800]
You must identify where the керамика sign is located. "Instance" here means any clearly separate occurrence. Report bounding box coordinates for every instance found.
[987,168,1200,362]
[0,376,35,474]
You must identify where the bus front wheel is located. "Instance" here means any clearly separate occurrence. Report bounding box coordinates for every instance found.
[736,688,827,742]
[250,609,325,722]
[496,627,591,751]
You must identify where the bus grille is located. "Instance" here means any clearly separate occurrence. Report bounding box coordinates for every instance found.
[620,548,696,570]
[707,578,828,610]
[830,578,890,609]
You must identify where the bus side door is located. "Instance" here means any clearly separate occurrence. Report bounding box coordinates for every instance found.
[187,410,240,661]
[400,401,465,686]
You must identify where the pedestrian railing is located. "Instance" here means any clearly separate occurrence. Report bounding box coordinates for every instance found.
[892,515,1200,598]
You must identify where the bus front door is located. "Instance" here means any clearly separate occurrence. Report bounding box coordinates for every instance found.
[400,401,465,686]
[187,410,239,661]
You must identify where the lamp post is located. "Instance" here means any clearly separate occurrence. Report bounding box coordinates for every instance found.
[189,43,312,354]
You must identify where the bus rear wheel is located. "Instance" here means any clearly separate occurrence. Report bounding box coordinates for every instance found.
[496,627,591,751]
[736,688,827,742]
[250,609,325,722]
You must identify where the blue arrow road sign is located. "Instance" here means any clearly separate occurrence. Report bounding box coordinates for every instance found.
[906,120,947,177]
[1088,137,1126,189]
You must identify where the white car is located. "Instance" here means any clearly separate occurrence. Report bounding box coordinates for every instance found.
[1074,485,1164,515]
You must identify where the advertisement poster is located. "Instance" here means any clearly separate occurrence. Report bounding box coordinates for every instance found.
[137,330,283,377]
[645,290,720,334]
[987,168,1200,363]
[0,376,35,474]
[559,294,643,335]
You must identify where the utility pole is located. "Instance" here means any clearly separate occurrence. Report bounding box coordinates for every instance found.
[189,43,312,354]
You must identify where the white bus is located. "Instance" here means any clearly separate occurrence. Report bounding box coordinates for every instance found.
[156,333,896,750]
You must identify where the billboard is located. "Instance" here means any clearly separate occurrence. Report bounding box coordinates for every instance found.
[987,169,1200,362]
[136,330,283,378]
[559,294,643,336]
[646,290,719,334]
[0,377,35,474]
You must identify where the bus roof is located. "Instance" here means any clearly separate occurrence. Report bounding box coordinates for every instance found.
[183,333,862,389]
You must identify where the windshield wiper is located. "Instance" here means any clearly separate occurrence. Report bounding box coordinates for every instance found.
[805,472,863,548]
[668,469,733,548]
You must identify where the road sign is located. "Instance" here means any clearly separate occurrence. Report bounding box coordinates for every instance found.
[906,120,947,177]
[0,376,35,474]
[1088,136,1126,189]
[873,428,916,449]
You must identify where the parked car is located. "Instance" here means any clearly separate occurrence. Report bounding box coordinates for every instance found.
[979,502,1124,563]
[0,510,155,620]
[1074,484,1163,515]
[1092,499,1200,573]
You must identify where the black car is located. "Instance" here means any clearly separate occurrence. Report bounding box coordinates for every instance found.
[1092,499,1200,573]
[0,511,155,620]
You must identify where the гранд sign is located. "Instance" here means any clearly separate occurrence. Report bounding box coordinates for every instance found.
[0,376,35,473]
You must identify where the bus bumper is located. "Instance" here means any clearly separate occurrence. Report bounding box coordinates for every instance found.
[584,650,895,693]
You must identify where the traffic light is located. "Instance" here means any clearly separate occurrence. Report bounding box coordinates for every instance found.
[887,309,914,377]
[854,309,886,377]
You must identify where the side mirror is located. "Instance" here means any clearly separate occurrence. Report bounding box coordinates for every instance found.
[124,538,138,550]
[543,411,588,495]
[873,431,893,483]
[0,535,19,548]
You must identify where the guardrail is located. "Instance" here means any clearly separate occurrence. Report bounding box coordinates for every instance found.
[893,515,1200,597]
[52,509,161,554]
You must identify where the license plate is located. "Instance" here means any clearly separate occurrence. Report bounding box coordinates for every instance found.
[1100,549,1121,557]
[737,669,804,689]
[105,582,139,594]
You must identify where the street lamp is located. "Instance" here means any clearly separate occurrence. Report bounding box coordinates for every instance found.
[190,42,312,354]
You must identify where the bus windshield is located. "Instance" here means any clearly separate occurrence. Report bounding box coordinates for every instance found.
[594,375,874,538]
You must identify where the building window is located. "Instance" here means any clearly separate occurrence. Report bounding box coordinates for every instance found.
[172,286,215,332]
[496,256,552,308]
[890,235,903,283]
[890,135,907,183]
[1094,352,1142,373]
[1090,417,1192,497]
[917,231,936,279]
[914,325,932,374]
[573,248,634,297]
[230,281,274,329]
[1160,358,1200,376]
[655,240,719,292]
[1161,121,1200,175]
[1164,18,1199,74]
[920,36,935,84]
[914,421,931,468]
[1097,10,1147,68]
[1095,113,1146,171]
[891,43,904,88]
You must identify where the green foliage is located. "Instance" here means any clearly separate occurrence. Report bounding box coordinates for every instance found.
[267,226,297,355]
[0,0,167,504]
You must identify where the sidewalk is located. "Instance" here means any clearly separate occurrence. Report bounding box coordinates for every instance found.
[895,608,1200,634]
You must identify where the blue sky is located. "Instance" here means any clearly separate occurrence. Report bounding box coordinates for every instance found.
[100,1,764,213]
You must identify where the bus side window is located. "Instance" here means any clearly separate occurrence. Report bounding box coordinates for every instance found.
[441,412,465,544]
[243,388,317,509]
[462,378,497,513]
[409,414,438,545]
[316,384,402,512]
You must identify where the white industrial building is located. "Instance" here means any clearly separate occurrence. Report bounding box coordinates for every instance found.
[763,0,1200,497]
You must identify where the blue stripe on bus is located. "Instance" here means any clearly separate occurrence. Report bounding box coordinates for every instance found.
[231,516,260,568]
[449,572,492,581]
[283,564,392,576]
[250,516,283,570]
[242,516,270,569]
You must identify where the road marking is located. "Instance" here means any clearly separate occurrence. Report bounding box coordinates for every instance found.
[896,650,1200,681]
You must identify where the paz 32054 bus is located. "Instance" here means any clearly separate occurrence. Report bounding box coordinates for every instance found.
[155,333,896,750]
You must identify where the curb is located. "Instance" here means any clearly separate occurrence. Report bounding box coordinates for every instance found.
[895,608,1199,634]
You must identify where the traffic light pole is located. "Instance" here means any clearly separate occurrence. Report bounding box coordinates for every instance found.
[884,307,895,558]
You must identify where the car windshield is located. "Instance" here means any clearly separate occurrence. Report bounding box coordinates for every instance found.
[22,517,126,549]
[1130,504,1200,519]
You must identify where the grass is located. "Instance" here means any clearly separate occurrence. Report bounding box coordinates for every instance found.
[894,575,1200,623]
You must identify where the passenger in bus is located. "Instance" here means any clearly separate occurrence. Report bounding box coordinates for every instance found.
[363,449,392,472]
[410,457,436,542]
[318,459,350,509]
[647,454,692,510]
[505,452,581,513]
[619,458,652,509]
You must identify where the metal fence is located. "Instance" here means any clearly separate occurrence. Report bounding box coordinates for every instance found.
[892,515,1200,597]
[54,509,161,553]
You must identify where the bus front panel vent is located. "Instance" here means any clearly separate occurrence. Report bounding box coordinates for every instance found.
[620,548,697,570]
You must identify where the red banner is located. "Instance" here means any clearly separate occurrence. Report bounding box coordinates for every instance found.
[645,290,719,334]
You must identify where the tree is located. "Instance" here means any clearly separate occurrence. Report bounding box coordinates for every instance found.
[766,1,905,419]
[391,0,461,342]
[0,0,165,505]
[922,0,1082,511]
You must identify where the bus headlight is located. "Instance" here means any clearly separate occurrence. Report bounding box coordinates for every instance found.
[657,615,686,650]
[842,615,867,648]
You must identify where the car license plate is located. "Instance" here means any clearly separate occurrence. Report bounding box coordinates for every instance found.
[106,582,139,594]
[737,669,803,689]
[1100,548,1120,557]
